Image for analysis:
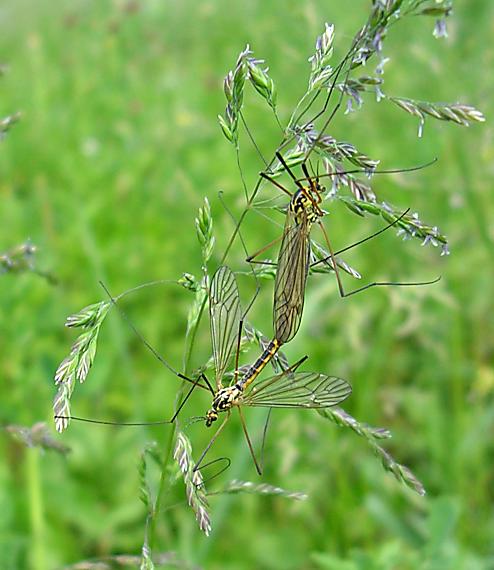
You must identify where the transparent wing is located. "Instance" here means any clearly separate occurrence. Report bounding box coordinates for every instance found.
[209,266,242,389]
[273,210,311,344]
[241,371,351,408]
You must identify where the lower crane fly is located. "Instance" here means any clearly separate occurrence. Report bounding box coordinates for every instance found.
[194,265,352,474]
[56,266,351,474]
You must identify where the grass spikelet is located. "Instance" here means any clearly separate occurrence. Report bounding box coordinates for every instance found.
[5,422,71,455]
[173,431,212,537]
[177,272,200,292]
[219,44,278,145]
[390,97,485,137]
[308,23,335,92]
[246,56,277,110]
[376,446,426,496]
[195,198,215,263]
[339,198,449,255]
[0,111,21,138]
[53,301,110,432]
[319,407,425,495]
[310,241,362,280]
[220,479,308,501]
[415,0,453,38]
[218,45,249,144]
[316,136,380,172]
[0,240,56,283]
[319,406,392,440]
[1,241,36,275]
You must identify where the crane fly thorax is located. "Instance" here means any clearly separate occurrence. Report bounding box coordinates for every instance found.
[213,385,242,410]
[290,189,320,224]
[205,385,243,427]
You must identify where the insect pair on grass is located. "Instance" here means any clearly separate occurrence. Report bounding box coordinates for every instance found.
[57,149,436,476]
[169,153,436,473]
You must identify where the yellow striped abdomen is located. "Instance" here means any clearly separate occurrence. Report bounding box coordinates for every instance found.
[237,339,281,390]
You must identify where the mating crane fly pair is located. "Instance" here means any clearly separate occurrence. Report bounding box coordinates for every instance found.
[167,153,433,472]
[58,149,435,474]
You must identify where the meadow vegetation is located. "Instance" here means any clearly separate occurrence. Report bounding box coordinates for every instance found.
[0,1,492,568]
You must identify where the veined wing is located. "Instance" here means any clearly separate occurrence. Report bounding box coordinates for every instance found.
[209,266,242,389]
[274,209,311,344]
[240,371,351,408]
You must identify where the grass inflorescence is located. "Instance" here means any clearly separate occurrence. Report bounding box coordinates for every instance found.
[173,431,212,537]
[53,301,110,432]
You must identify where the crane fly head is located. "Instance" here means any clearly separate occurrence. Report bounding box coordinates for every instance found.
[205,386,242,427]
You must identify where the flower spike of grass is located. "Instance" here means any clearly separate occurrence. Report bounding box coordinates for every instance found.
[173,431,212,537]
[53,301,110,432]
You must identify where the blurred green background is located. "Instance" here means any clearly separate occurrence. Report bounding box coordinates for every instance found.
[1,0,493,568]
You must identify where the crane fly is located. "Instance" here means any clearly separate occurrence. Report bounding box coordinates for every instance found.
[197,265,352,474]
[251,151,439,345]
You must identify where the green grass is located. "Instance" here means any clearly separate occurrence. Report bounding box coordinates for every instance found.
[1,1,493,568]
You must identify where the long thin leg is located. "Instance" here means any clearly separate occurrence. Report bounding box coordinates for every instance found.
[301,161,323,212]
[237,356,308,475]
[239,110,271,169]
[170,374,211,423]
[59,371,209,427]
[296,159,437,186]
[317,220,440,298]
[199,372,215,395]
[310,209,410,271]
[60,283,214,427]
[333,276,442,298]
[303,78,345,162]
[332,209,410,258]
[193,413,230,473]
[58,416,173,427]
[245,234,283,264]
[317,221,346,298]
[259,408,272,475]
[217,191,262,320]
[275,152,306,192]
[290,354,309,372]
[247,260,277,268]
[199,456,232,485]
[259,172,293,197]
[301,161,313,186]
[63,282,213,428]
[237,406,262,476]
[248,355,309,395]
[99,281,210,392]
